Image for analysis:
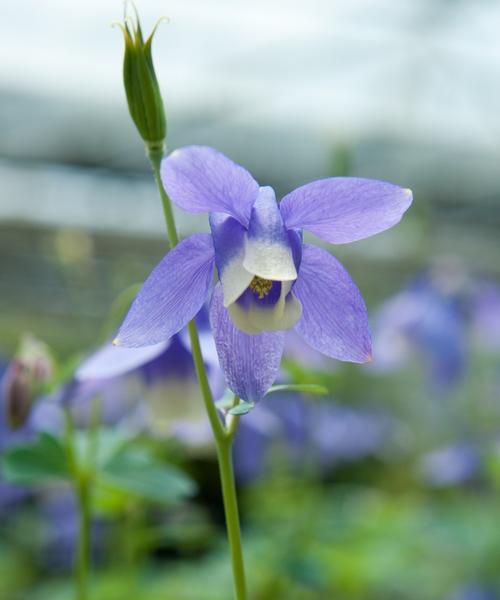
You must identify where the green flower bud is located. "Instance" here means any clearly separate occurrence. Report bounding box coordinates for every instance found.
[117,6,167,149]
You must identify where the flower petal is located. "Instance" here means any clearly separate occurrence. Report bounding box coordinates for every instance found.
[161,146,259,227]
[210,284,285,401]
[280,178,412,244]
[293,244,372,362]
[228,283,302,334]
[243,187,297,280]
[209,212,254,307]
[76,341,170,381]
[115,234,215,347]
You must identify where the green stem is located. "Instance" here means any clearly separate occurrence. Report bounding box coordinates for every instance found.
[147,143,247,599]
[217,439,247,600]
[148,144,179,247]
[63,410,91,600]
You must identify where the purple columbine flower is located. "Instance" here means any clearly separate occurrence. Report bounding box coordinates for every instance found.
[115,146,412,401]
[75,317,224,442]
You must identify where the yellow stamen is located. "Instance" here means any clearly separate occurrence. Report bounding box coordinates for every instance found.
[249,276,273,299]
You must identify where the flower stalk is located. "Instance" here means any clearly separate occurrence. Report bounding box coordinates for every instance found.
[63,410,91,600]
[148,149,247,599]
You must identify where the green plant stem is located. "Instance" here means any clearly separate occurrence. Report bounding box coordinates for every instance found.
[148,144,179,247]
[147,143,247,599]
[217,438,247,600]
[63,409,91,600]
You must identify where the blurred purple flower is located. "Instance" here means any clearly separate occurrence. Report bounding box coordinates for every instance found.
[418,442,480,487]
[233,393,391,482]
[370,272,467,388]
[450,583,498,600]
[115,146,412,401]
[38,488,109,572]
[73,318,224,445]
[471,281,500,353]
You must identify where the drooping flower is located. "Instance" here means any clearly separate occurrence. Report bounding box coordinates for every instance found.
[115,146,412,401]
[74,314,224,443]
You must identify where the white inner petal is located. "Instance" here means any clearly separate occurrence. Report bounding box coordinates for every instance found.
[243,238,297,282]
[228,291,302,335]
[220,254,254,307]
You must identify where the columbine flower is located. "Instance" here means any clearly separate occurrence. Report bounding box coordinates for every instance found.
[75,314,224,442]
[115,146,412,401]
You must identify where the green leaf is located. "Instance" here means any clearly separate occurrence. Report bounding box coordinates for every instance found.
[229,401,255,416]
[1,432,69,484]
[265,383,328,396]
[98,448,196,505]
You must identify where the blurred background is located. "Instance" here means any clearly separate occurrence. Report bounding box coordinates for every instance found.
[1,1,500,599]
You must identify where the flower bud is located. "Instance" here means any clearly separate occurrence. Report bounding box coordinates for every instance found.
[2,335,54,429]
[117,7,167,149]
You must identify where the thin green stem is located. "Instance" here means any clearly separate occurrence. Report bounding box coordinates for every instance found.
[63,409,91,600]
[147,143,247,599]
[217,439,247,600]
[147,144,179,247]
[187,320,226,443]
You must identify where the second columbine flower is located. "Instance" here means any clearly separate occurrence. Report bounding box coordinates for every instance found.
[115,146,412,401]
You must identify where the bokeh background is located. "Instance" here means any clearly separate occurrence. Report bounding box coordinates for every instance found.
[1,1,500,599]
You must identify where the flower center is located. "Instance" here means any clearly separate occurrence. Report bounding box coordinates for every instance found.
[249,276,273,299]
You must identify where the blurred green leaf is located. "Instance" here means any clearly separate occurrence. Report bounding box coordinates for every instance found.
[98,448,196,504]
[266,383,328,396]
[1,432,69,484]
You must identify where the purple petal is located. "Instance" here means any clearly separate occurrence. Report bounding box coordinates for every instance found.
[115,234,215,347]
[209,212,253,307]
[161,146,259,227]
[243,187,297,281]
[209,284,285,401]
[293,244,372,362]
[76,341,170,381]
[280,177,412,244]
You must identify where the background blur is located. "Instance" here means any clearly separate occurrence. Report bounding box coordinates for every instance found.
[1,1,500,599]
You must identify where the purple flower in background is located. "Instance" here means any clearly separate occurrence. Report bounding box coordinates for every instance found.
[370,273,467,388]
[233,393,391,482]
[38,488,109,572]
[418,442,480,488]
[115,146,412,401]
[75,317,224,443]
[471,281,500,353]
[0,359,57,514]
